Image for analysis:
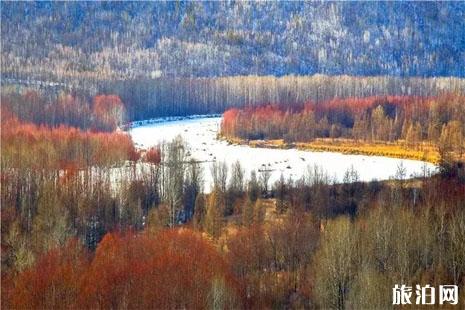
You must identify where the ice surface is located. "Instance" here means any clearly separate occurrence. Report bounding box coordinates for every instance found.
[130,117,437,192]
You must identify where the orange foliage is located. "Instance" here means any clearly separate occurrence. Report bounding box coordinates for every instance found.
[222,104,285,140]
[81,229,238,309]
[1,115,136,169]
[221,94,464,142]
[9,239,88,310]
[221,108,240,137]
[92,95,125,131]
[2,91,127,131]
[144,146,161,165]
[6,229,239,309]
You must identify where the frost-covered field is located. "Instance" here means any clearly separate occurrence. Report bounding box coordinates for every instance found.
[130,117,437,191]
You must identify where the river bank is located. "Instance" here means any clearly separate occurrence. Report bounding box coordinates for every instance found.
[221,136,440,164]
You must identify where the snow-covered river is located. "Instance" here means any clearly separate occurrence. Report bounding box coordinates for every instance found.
[130,116,436,191]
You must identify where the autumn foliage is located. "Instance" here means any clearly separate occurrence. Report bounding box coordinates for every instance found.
[1,114,135,170]
[1,92,149,288]
[8,239,87,310]
[144,146,162,165]
[221,94,465,150]
[2,86,465,309]
[92,95,125,131]
[2,91,125,132]
[6,229,238,309]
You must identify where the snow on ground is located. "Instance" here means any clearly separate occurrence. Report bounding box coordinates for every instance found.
[130,116,437,192]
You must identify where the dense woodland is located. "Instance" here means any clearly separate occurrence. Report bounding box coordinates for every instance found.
[1,85,465,309]
[2,2,465,79]
[4,75,465,121]
[222,94,465,164]
[100,76,465,120]
[2,1,465,309]
[2,90,124,132]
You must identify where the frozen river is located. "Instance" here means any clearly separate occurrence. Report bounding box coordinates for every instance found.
[129,116,437,191]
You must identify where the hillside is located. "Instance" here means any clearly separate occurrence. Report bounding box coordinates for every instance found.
[2,2,465,80]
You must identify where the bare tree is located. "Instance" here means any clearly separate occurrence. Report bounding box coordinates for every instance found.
[259,168,271,197]
[247,170,260,203]
[228,160,244,194]
[184,160,204,220]
[210,161,228,194]
[162,136,186,227]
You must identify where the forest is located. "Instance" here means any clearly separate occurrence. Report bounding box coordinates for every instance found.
[2,1,465,309]
[221,94,465,165]
[4,75,465,121]
[2,2,465,78]
[1,85,465,309]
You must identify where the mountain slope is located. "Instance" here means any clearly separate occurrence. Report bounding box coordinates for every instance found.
[2,1,464,79]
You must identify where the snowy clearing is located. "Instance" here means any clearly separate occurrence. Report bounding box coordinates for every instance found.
[130,116,437,192]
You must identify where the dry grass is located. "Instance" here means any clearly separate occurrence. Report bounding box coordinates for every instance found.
[223,136,440,164]
[296,139,440,164]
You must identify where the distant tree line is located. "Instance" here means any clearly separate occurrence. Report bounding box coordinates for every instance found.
[98,75,465,120]
[5,75,464,122]
[2,90,124,132]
